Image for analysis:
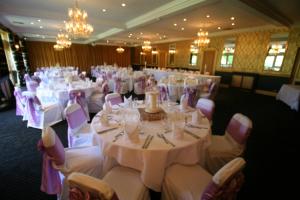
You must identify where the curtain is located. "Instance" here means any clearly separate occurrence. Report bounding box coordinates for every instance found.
[26,41,131,73]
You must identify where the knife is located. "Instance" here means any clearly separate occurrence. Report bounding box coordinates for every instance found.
[184,128,200,139]
[142,135,151,149]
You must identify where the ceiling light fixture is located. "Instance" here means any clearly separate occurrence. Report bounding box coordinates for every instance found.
[218,27,221,30]
[230,17,235,20]
[183,18,187,22]
[194,30,210,48]
[142,40,152,51]
[174,23,177,26]
[121,3,126,7]
[206,14,210,18]
[53,44,64,51]
[39,26,43,29]
[116,46,125,53]
[30,22,34,25]
[37,19,41,22]
[102,9,106,12]
[56,33,72,48]
[65,0,93,38]
[231,22,235,26]
[181,27,185,31]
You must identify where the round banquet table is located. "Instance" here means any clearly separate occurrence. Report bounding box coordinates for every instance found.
[91,105,211,192]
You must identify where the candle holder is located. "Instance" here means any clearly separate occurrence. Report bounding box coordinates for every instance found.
[145,91,161,113]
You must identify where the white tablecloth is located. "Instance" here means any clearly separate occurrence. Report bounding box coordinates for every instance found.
[91,106,211,191]
[276,84,300,111]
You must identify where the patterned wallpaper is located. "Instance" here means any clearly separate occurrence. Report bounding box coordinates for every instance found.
[154,27,300,79]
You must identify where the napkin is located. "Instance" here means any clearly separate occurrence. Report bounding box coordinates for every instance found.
[123,95,132,108]
[99,113,109,127]
[124,115,140,143]
[180,95,188,111]
[172,121,185,140]
[103,101,112,113]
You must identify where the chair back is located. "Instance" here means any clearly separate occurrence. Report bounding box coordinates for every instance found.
[183,85,198,107]
[196,98,215,121]
[65,103,88,133]
[24,94,42,125]
[68,172,118,200]
[105,93,122,105]
[201,157,246,200]
[26,80,39,92]
[14,87,25,116]
[68,89,89,119]
[226,113,252,146]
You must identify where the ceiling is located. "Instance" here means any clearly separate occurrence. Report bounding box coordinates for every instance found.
[0,0,299,46]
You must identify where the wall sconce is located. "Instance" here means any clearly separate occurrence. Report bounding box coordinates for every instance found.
[14,44,20,50]
[169,49,176,54]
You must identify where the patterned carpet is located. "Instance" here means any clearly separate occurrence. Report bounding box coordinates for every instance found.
[0,88,299,199]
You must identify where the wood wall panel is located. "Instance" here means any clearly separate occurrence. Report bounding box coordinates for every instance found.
[25,41,131,73]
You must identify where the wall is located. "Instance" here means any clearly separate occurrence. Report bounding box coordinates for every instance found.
[26,41,131,73]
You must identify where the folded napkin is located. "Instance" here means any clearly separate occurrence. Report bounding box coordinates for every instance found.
[103,101,112,113]
[94,122,118,134]
[123,95,132,108]
[124,114,140,143]
[180,95,188,111]
[172,121,185,140]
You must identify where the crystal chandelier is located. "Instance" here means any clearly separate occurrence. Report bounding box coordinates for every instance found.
[65,0,93,38]
[56,33,71,48]
[142,41,152,51]
[53,44,64,51]
[116,47,125,53]
[194,31,210,48]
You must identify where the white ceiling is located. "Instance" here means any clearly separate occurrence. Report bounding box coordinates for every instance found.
[0,0,299,46]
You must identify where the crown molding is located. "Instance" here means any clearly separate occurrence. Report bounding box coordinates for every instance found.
[84,28,124,44]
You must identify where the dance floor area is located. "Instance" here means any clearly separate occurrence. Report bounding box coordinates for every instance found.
[0,87,299,200]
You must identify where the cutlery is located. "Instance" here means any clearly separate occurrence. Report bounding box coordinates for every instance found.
[142,135,151,149]
[186,124,208,129]
[184,129,200,139]
[112,132,123,142]
[97,126,118,134]
[157,133,175,147]
[145,135,154,149]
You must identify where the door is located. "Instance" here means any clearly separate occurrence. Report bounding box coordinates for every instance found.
[202,50,216,75]
[159,52,167,68]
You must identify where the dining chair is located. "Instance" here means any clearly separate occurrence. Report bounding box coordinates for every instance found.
[196,98,215,123]
[205,113,252,174]
[105,93,122,105]
[38,126,102,200]
[200,82,217,100]
[65,103,93,147]
[67,166,150,200]
[13,86,26,117]
[88,81,108,113]
[162,157,246,200]
[68,89,90,121]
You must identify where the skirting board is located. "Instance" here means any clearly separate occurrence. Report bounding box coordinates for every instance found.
[255,89,277,97]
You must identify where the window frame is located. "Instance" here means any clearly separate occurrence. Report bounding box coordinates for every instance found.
[189,52,198,66]
[220,39,235,68]
[263,42,287,72]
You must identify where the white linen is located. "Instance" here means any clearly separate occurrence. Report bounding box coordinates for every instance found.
[276,84,300,111]
[91,108,211,192]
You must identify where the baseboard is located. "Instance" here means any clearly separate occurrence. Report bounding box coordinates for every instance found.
[255,89,277,97]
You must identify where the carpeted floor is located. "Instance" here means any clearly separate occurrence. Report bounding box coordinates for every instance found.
[0,87,299,199]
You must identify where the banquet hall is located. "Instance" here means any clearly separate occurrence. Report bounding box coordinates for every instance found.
[0,0,299,200]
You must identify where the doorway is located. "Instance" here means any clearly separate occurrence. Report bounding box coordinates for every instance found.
[202,50,215,75]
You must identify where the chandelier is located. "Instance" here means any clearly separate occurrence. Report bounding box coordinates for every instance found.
[194,31,210,48]
[116,47,125,53]
[142,41,152,51]
[65,0,93,38]
[53,44,64,51]
[56,33,71,48]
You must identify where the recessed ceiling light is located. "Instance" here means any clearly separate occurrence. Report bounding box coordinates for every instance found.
[183,18,187,22]
[63,20,66,23]
[230,17,235,20]
[140,32,143,35]
[206,14,210,18]
[39,26,43,29]
[30,22,34,25]
[102,9,106,12]
[24,37,27,40]
[181,27,184,31]
[218,27,221,30]
[36,34,40,37]
[37,19,41,22]
[173,23,177,26]
[231,22,235,26]
[121,3,126,7]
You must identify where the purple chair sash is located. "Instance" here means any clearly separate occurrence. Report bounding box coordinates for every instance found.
[135,77,146,90]
[31,76,41,84]
[184,86,197,107]
[102,82,109,96]
[69,90,88,118]
[227,118,251,145]
[37,139,63,195]
[66,108,87,130]
[14,89,25,116]
[25,95,42,125]
[26,81,39,92]
[159,85,168,102]
[24,74,31,82]
[114,77,122,93]
[108,96,122,105]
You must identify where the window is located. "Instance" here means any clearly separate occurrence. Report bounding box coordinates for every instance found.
[190,53,198,66]
[264,43,287,71]
[220,38,235,68]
